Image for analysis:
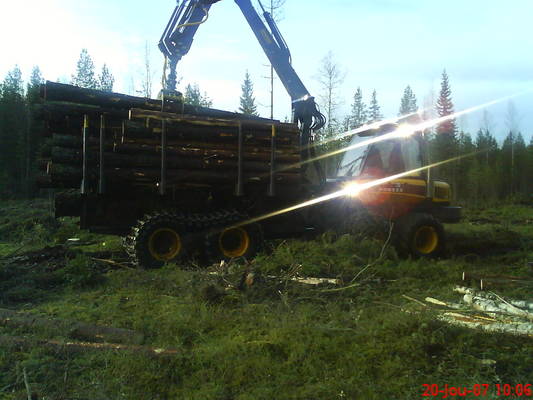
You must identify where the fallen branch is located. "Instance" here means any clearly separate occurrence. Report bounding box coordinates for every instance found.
[208,270,341,287]
[402,295,428,307]
[23,367,31,400]
[0,308,144,345]
[441,313,533,337]
[0,335,178,358]
[454,286,533,320]
[277,276,340,286]
[425,297,464,310]
[91,257,135,270]
[462,272,533,291]
[415,287,533,338]
[463,271,531,282]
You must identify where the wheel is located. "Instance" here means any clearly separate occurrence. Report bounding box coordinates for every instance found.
[125,212,190,268]
[204,210,263,261]
[393,212,445,258]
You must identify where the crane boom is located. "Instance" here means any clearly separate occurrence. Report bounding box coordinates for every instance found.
[234,0,309,103]
[159,0,326,151]
[159,0,221,92]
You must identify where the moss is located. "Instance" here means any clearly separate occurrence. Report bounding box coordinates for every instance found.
[0,201,532,398]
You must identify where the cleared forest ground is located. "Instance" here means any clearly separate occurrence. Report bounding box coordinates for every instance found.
[0,199,532,399]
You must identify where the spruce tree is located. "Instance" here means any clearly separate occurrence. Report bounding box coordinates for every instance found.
[435,70,456,136]
[431,69,458,190]
[455,130,475,201]
[473,129,499,202]
[514,133,528,196]
[25,66,45,197]
[27,66,44,103]
[527,138,533,195]
[0,66,26,197]
[399,85,417,116]
[475,128,498,165]
[347,87,367,129]
[71,49,97,89]
[239,71,258,116]
[184,83,212,108]
[501,131,528,197]
[97,64,115,92]
[367,90,383,124]
[2,66,24,96]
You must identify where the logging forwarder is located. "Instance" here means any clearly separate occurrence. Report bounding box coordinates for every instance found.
[36,0,461,268]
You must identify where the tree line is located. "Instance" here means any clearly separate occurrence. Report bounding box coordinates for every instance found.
[1,49,532,205]
[0,49,116,198]
[0,49,258,199]
[312,52,533,205]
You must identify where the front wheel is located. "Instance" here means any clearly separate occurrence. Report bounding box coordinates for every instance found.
[393,213,446,258]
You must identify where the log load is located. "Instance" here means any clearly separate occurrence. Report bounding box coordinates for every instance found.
[42,81,274,121]
[35,82,303,192]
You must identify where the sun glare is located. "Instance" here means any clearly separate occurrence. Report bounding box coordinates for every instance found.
[342,182,361,197]
[294,91,531,173]
[234,150,483,230]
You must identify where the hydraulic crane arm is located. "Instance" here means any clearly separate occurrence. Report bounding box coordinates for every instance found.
[234,0,307,103]
[159,0,326,158]
[159,0,221,92]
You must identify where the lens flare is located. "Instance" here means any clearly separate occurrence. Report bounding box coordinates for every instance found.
[234,150,484,229]
[232,91,530,228]
[343,182,361,197]
[293,91,530,172]
[314,111,421,147]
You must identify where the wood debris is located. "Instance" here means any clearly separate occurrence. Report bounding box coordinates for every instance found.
[0,334,177,358]
[462,271,533,291]
[418,286,533,338]
[0,308,144,345]
[208,260,341,290]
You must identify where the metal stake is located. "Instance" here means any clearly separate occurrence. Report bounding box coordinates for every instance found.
[236,121,244,196]
[160,119,167,195]
[268,124,276,197]
[81,114,89,194]
[98,114,106,194]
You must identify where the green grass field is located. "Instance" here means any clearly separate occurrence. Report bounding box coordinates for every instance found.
[0,199,532,399]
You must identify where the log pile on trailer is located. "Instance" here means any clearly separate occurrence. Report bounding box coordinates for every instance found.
[36,82,302,194]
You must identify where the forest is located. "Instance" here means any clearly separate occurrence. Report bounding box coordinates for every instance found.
[1,49,532,204]
[0,47,532,399]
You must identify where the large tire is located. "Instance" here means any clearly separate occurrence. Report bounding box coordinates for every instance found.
[125,212,191,268]
[393,213,445,258]
[204,210,263,262]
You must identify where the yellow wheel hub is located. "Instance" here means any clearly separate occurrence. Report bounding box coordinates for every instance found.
[414,226,439,254]
[148,228,182,261]
[219,227,250,258]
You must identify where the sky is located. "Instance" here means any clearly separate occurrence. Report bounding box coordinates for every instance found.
[1,0,532,143]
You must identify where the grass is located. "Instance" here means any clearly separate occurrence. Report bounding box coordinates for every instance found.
[0,200,532,399]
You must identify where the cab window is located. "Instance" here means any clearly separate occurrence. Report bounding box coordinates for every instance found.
[360,137,422,178]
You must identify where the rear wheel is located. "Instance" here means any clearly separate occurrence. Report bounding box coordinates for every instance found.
[393,213,445,258]
[204,210,263,261]
[125,212,191,268]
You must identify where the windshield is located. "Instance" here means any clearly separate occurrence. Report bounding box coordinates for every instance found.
[335,134,423,179]
[336,135,370,178]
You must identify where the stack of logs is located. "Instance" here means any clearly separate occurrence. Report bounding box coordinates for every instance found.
[36,81,302,191]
